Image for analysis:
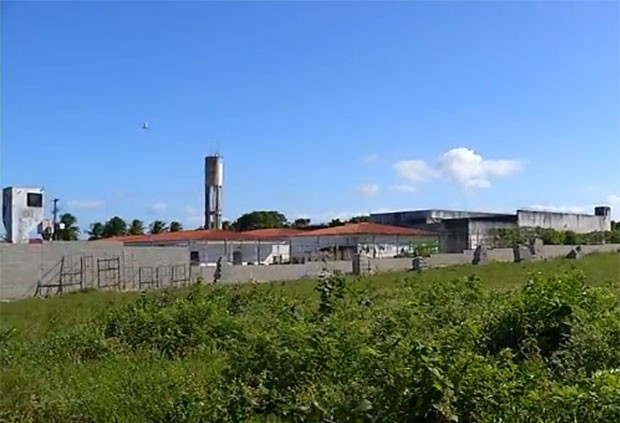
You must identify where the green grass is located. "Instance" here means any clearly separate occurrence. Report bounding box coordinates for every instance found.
[1,253,619,422]
[3,253,618,337]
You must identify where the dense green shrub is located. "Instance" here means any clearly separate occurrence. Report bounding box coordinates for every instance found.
[1,262,620,422]
[496,226,620,246]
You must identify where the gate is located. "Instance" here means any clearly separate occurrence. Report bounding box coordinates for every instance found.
[170,264,190,287]
[97,257,121,289]
[138,266,158,290]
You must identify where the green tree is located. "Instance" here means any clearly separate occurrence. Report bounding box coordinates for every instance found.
[57,213,80,241]
[149,220,168,234]
[102,217,128,238]
[538,228,565,245]
[496,228,524,246]
[86,222,105,240]
[292,218,311,229]
[169,221,183,232]
[128,219,145,235]
[347,215,369,223]
[564,230,578,245]
[234,211,288,231]
[222,220,235,231]
[328,218,344,227]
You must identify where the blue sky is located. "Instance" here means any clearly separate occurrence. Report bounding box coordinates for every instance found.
[2,0,619,231]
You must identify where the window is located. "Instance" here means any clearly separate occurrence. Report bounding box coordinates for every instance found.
[27,193,43,208]
[190,251,200,265]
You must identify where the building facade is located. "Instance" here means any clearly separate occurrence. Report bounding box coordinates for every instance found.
[370,207,613,253]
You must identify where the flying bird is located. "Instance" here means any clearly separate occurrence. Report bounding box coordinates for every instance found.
[142,121,149,130]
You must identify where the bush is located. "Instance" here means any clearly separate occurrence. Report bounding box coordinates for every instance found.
[2,262,620,422]
[496,227,620,246]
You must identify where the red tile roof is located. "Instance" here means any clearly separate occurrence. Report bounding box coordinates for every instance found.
[292,222,436,237]
[92,223,434,243]
[98,229,250,244]
[241,228,305,238]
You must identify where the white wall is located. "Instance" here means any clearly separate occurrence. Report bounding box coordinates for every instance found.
[517,210,610,233]
[291,234,435,259]
[188,241,290,265]
[2,187,45,243]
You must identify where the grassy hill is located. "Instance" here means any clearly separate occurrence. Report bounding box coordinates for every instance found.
[1,253,619,422]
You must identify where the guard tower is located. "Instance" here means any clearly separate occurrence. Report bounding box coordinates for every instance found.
[594,206,613,232]
[2,187,45,243]
[204,155,223,230]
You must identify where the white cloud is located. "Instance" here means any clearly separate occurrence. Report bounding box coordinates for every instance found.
[354,184,379,197]
[67,200,105,209]
[437,147,522,190]
[389,184,417,193]
[394,147,522,191]
[393,160,436,183]
[146,202,167,214]
[361,154,379,164]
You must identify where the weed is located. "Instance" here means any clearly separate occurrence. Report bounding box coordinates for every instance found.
[1,253,619,422]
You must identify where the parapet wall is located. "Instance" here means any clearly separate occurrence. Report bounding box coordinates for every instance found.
[1,242,618,300]
[517,210,611,233]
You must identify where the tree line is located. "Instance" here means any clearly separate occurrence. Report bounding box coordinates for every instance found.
[37,211,620,243]
[47,214,184,241]
[47,211,370,241]
[495,223,620,246]
[222,211,369,232]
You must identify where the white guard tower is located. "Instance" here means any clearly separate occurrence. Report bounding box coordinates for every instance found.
[204,155,224,230]
[2,187,45,243]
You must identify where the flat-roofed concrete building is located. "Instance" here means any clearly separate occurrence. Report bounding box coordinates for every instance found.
[370,207,612,253]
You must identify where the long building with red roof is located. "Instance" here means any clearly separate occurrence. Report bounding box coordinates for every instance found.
[92,222,437,265]
[288,222,438,262]
[291,222,435,237]
[100,229,250,245]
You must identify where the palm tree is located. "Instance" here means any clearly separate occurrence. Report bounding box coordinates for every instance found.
[128,219,145,235]
[86,222,105,240]
[169,221,183,232]
[57,213,80,240]
[149,220,168,234]
[102,217,128,238]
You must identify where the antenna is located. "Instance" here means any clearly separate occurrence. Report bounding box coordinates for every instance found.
[52,198,60,241]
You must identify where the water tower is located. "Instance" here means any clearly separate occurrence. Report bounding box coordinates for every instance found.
[2,187,45,243]
[204,155,223,230]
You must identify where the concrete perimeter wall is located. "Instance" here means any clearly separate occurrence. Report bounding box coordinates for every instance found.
[0,242,188,300]
[1,242,619,300]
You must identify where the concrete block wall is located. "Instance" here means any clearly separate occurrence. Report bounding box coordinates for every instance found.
[544,243,620,257]
[191,260,353,285]
[487,248,515,262]
[368,257,418,273]
[0,242,190,300]
[428,252,473,267]
[1,242,126,299]
[1,242,619,301]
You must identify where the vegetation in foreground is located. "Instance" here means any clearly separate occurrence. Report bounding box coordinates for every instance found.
[1,254,619,422]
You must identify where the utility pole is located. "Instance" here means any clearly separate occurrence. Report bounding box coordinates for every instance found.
[52,198,60,241]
